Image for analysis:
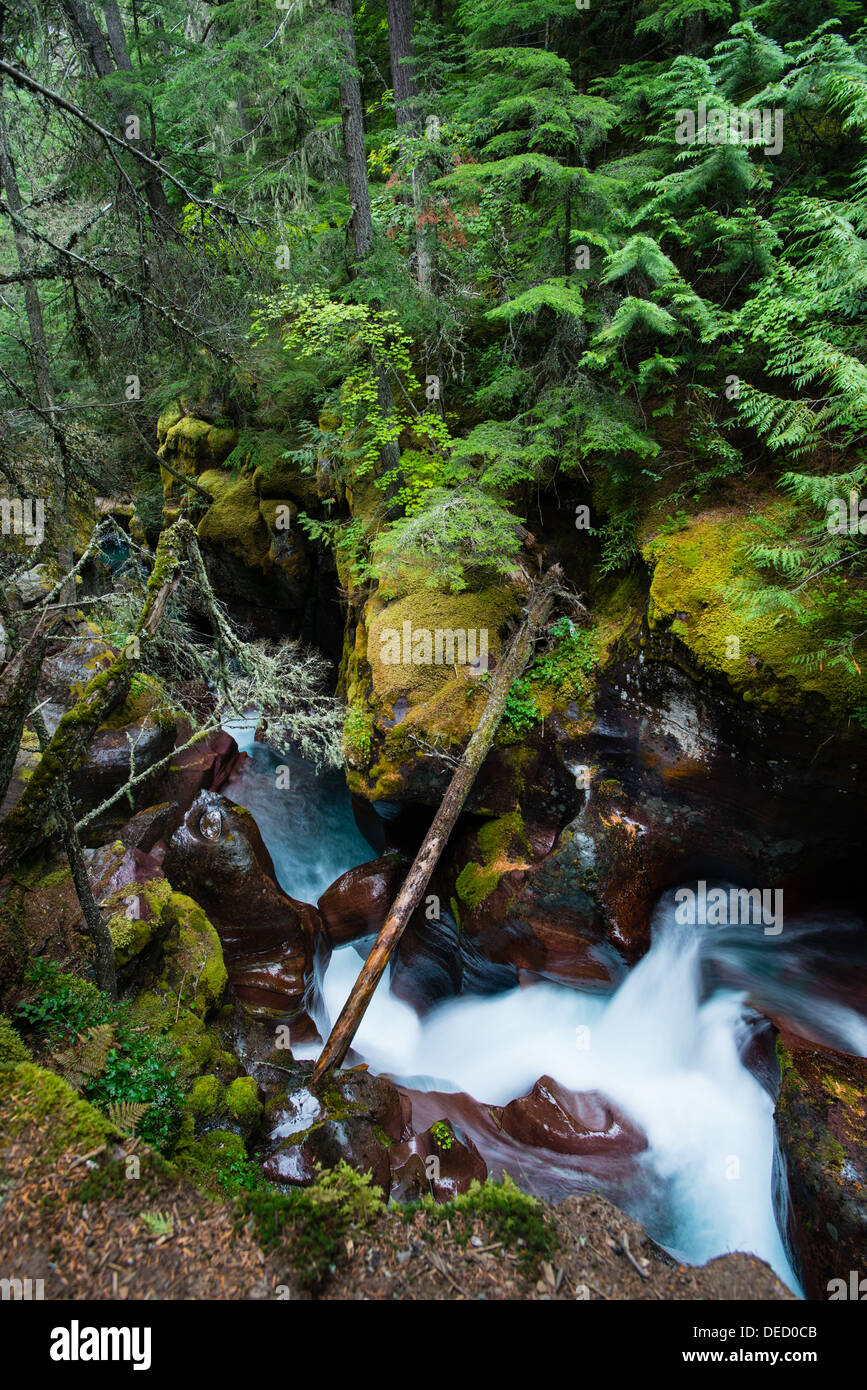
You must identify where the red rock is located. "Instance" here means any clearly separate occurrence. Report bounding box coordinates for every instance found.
[317,853,405,947]
[499,1076,647,1157]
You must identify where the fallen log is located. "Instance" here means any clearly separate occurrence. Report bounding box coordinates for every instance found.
[312,564,567,1084]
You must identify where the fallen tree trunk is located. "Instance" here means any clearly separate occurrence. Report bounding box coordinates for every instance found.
[0,519,189,876]
[312,564,566,1084]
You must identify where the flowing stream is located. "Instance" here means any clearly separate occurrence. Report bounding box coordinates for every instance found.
[222,730,867,1297]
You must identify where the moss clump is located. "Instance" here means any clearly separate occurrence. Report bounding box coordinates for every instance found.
[108,910,159,972]
[644,506,865,717]
[176,1129,263,1196]
[0,1062,120,1155]
[225,1076,262,1130]
[404,1175,558,1275]
[184,1073,224,1119]
[237,1161,385,1290]
[366,585,518,709]
[455,811,530,909]
[0,1014,30,1068]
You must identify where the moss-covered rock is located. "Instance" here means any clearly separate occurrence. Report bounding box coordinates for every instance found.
[643,506,865,718]
[0,1014,30,1068]
[184,1073,224,1120]
[175,1128,261,1196]
[455,811,531,909]
[225,1076,263,1132]
[774,1035,867,1299]
[157,412,238,497]
[0,1062,121,1155]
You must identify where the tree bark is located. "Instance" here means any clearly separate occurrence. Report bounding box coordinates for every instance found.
[312,565,565,1083]
[0,520,189,876]
[60,0,173,231]
[386,0,432,296]
[386,0,418,127]
[332,0,374,260]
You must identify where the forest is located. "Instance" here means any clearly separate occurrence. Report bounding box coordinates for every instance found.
[0,0,866,1321]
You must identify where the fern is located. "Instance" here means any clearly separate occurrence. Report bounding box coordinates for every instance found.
[54,1024,115,1091]
[107,1100,151,1136]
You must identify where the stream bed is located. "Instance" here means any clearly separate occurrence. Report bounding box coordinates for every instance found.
[222,730,867,1297]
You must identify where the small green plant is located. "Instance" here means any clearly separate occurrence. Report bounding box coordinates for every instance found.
[342,705,373,763]
[530,618,597,693]
[503,676,542,736]
[403,1175,558,1276]
[431,1120,453,1151]
[139,1210,174,1238]
[15,966,182,1152]
[237,1161,385,1290]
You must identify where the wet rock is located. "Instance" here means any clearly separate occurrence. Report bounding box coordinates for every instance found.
[68,718,176,822]
[390,915,463,1012]
[162,790,323,1017]
[498,1076,648,1157]
[261,1062,403,1195]
[389,1119,487,1201]
[388,1152,430,1203]
[774,1034,867,1299]
[390,911,519,1013]
[304,1119,391,1193]
[317,853,405,947]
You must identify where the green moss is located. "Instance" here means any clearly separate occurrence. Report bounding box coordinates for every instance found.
[108,910,159,971]
[184,1073,224,1119]
[0,1062,120,1155]
[197,469,270,567]
[237,1161,385,1290]
[366,585,518,709]
[0,1014,30,1068]
[403,1174,557,1276]
[176,1129,263,1196]
[225,1076,262,1128]
[455,811,530,909]
[643,507,865,717]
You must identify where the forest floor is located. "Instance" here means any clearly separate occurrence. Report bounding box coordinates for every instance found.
[0,1118,795,1302]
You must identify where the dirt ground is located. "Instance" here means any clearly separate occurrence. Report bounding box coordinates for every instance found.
[0,1119,795,1302]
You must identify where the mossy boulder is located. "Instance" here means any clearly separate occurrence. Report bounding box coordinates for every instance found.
[346,582,520,803]
[175,1128,257,1195]
[643,507,865,719]
[157,412,238,501]
[774,1035,867,1299]
[455,811,532,910]
[184,1073,224,1121]
[0,1062,121,1157]
[225,1076,263,1133]
[196,468,309,609]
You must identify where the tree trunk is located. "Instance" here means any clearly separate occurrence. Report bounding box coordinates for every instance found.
[30,709,117,1000]
[312,565,565,1083]
[386,0,432,296]
[386,0,418,127]
[332,0,373,260]
[61,0,173,231]
[0,520,188,876]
